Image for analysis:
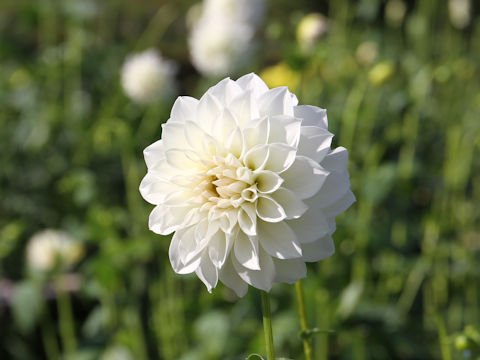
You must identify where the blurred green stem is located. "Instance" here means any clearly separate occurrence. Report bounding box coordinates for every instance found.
[296,280,313,360]
[260,291,275,360]
[56,279,77,356]
[41,306,60,360]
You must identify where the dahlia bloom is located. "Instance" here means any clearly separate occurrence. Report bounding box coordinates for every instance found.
[121,49,177,104]
[140,74,355,297]
[26,229,83,271]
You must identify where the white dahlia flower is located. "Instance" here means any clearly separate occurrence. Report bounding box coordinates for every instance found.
[121,49,177,104]
[26,229,83,272]
[140,74,355,297]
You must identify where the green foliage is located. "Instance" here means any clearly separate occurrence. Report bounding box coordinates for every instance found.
[0,0,479,359]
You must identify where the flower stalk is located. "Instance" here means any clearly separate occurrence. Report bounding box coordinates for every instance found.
[296,280,313,360]
[260,291,275,360]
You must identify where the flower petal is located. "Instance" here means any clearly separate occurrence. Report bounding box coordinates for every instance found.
[149,204,193,235]
[256,195,287,223]
[197,92,222,132]
[170,96,199,123]
[273,258,306,284]
[208,230,234,268]
[268,115,302,148]
[259,87,298,117]
[225,126,244,158]
[140,173,181,205]
[229,90,260,127]
[322,189,356,217]
[238,203,257,236]
[234,231,260,270]
[264,143,296,173]
[307,171,350,209]
[207,77,243,105]
[162,122,190,151]
[297,126,333,163]
[257,220,302,259]
[271,187,308,219]
[219,255,248,297]
[293,105,328,128]
[243,144,269,171]
[236,73,269,98]
[213,108,238,143]
[143,140,165,169]
[169,226,202,274]
[195,252,219,292]
[255,170,284,193]
[286,208,330,243]
[232,247,276,291]
[301,235,335,262]
[243,116,270,150]
[282,156,329,199]
[321,147,349,173]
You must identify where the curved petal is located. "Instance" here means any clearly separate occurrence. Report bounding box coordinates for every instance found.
[321,147,349,173]
[307,171,350,209]
[213,108,238,143]
[229,90,260,127]
[301,235,335,262]
[255,170,284,193]
[207,77,243,106]
[272,258,307,284]
[235,73,269,98]
[148,204,193,235]
[232,247,275,291]
[293,105,328,128]
[243,144,269,171]
[287,206,330,243]
[197,92,222,132]
[169,226,202,274]
[322,189,356,217]
[219,255,248,297]
[143,140,165,169]
[257,220,302,259]
[170,96,198,123]
[195,252,219,292]
[238,203,257,236]
[268,115,302,148]
[282,156,329,199]
[225,126,244,158]
[264,143,296,173]
[208,230,234,268]
[256,195,287,223]
[162,122,191,151]
[297,126,333,163]
[271,187,308,219]
[243,116,270,150]
[234,231,260,270]
[259,87,298,117]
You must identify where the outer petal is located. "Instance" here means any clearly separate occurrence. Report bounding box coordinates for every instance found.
[169,226,202,274]
[195,252,219,292]
[208,229,234,269]
[235,73,269,98]
[322,189,356,217]
[219,255,248,297]
[170,96,199,123]
[256,195,287,223]
[149,204,193,235]
[282,156,329,199]
[268,115,302,148]
[259,87,297,117]
[271,188,308,219]
[297,126,333,163]
[307,171,350,209]
[232,247,276,291]
[243,116,269,150]
[196,92,222,132]
[321,147,349,173]
[286,208,330,243]
[162,122,191,151]
[293,105,328,128]
[272,258,307,284]
[143,140,165,169]
[301,235,335,262]
[207,78,243,106]
[257,220,302,259]
[234,231,260,270]
[264,143,296,173]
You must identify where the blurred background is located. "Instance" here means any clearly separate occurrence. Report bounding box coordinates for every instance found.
[1,0,479,359]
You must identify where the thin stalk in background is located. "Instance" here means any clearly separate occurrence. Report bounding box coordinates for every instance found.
[260,291,275,360]
[56,278,77,357]
[296,280,313,360]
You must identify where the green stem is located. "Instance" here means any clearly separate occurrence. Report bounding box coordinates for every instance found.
[296,280,314,360]
[56,279,77,356]
[260,291,275,360]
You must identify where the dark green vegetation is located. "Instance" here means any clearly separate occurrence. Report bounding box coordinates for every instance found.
[0,0,479,359]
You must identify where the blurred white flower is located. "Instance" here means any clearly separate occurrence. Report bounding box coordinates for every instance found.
[297,13,329,51]
[448,0,471,29]
[26,229,83,271]
[140,74,355,297]
[121,49,177,104]
[188,0,265,77]
[101,346,134,360]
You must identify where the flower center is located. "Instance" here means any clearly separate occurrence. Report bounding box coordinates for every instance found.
[195,153,257,209]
